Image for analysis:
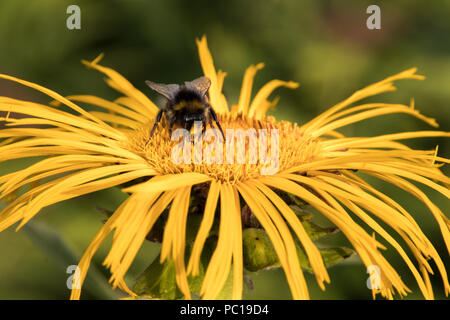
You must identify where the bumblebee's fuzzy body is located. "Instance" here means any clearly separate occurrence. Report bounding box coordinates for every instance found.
[169,89,207,129]
[146,77,225,140]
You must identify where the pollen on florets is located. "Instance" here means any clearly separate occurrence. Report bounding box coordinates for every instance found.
[125,114,323,183]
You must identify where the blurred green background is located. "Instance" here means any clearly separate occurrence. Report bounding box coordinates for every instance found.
[0,0,448,299]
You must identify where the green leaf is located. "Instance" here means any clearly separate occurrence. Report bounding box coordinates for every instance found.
[289,205,313,221]
[215,268,234,299]
[320,247,355,267]
[300,220,338,240]
[22,220,120,300]
[242,227,354,273]
[297,245,356,273]
[276,190,308,208]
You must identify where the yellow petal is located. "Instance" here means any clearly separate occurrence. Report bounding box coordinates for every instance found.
[248,80,299,118]
[196,36,229,114]
[201,184,233,299]
[251,179,330,289]
[235,63,264,115]
[302,68,425,132]
[236,181,308,299]
[82,55,159,116]
[0,74,114,132]
[187,180,221,276]
[122,172,211,194]
[65,95,145,123]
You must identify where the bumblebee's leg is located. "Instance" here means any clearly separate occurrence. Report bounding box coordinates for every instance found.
[207,105,225,141]
[185,121,194,133]
[168,116,176,137]
[206,111,223,143]
[206,116,214,137]
[201,116,207,137]
[146,109,164,145]
[149,109,163,137]
[192,118,206,146]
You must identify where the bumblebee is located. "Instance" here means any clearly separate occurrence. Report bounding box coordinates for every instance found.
[146,76,225,141]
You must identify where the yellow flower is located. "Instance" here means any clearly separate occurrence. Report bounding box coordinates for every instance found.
[0,36,449,300]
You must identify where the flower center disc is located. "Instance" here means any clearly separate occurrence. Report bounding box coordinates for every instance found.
[126,114,321,183]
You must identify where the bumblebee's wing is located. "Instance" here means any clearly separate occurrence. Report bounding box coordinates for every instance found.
[185,76,211,96]
[145,80,180,101]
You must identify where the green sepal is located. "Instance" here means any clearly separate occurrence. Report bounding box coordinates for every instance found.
[132,235,234,299]
[132,253,208,299]
[132,247,206,299]
[132,254,181,299]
